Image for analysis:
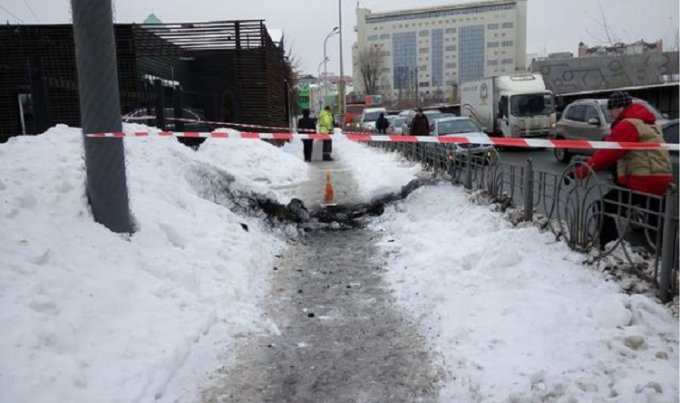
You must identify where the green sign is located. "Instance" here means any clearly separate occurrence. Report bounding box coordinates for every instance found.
[298,84,310,111]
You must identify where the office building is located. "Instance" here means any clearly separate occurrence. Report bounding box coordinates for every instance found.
[352,0,527,102]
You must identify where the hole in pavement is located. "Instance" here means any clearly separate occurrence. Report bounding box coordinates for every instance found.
[257,177,443,230]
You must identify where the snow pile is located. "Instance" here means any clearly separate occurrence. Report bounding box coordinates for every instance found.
[198,130,310,203]
[372,183,679,402]
[0,125,305,403]
[331,135,422,200]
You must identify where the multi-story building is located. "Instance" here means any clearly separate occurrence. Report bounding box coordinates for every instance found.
[352,0,527,102]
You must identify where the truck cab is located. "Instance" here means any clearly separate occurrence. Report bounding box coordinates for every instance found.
[461,74,556,138]
[497,90,556,138]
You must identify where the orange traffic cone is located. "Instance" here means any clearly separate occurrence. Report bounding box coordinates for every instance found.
[324,173,335,205]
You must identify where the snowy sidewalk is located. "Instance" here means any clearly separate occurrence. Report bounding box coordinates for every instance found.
[274,139,366,208]
[201,149,445,401]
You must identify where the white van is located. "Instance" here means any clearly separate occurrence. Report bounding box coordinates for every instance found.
[360,107,387,131]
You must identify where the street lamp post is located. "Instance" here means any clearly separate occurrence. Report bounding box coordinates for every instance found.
[338,0,345,118]
[317,58,329,113]
[323,26,339,105]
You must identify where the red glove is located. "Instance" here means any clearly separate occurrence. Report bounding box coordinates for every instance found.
[574,164,591,179]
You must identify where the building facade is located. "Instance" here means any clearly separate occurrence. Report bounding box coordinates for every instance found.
[352,0,527,102]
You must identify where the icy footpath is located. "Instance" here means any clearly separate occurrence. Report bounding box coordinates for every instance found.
[0,125,309,403]
[372,183,679,402]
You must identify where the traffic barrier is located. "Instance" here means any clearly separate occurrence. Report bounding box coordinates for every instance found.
[324,173,335,205]
[87,130,680,151]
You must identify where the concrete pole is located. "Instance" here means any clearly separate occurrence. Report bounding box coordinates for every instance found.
[338,0,346,117]
[71,0,134,233]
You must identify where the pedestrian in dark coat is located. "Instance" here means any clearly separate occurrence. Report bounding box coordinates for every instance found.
[375,113,389,134]
[297,109,315,162]
[410,108,430,136]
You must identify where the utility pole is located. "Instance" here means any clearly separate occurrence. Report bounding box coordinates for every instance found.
[71,0,134,233]
[338,0,346,118]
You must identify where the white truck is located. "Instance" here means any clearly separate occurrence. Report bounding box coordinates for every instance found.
[460,74,556,138]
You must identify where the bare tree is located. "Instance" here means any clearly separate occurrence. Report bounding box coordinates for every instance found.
[285,44,303,84]
[357,46,384,95]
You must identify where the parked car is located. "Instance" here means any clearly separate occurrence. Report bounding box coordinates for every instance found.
[387,116,406,135]
[360,107,387,131]
[552,98,669,163]
[427,116,495,159]
[122,107,212,131]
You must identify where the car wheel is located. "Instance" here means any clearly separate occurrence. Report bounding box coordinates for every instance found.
[554,140,572,164]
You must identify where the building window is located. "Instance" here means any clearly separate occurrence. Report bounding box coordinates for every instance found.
[367,35,378,41]
[501,58,514,64]
[431,28,444,87]
[487,23,499,30]
[445,45,457,51]
[380,33,390,40]
[487,59,498,66]
[393,32,417,89]
[459,24,485,83]
[419,47,429,54]
[502,22,514,28]
[502,40,513,47]
[487,42,499,48]
[445,27,457,34]
[445,62,457,69]
[419,30,429,37]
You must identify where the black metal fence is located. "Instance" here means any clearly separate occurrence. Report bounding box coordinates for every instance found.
[370,141,679,302]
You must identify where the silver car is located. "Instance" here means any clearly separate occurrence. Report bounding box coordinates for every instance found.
[553,98,668,163]
[429,116,495,158]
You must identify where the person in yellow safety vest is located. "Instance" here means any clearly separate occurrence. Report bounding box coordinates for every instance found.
[318,106,334,161]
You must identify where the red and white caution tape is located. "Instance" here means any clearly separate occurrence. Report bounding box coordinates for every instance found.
[86,131,680,151]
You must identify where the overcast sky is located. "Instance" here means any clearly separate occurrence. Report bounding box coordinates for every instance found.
[2,0,678,75]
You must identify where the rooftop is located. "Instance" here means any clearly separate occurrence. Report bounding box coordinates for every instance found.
[364,0,519,21]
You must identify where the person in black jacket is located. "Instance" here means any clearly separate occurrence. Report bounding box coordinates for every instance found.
[410,108,430,136]
[375,113,389,134]
[297,109,315,162]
